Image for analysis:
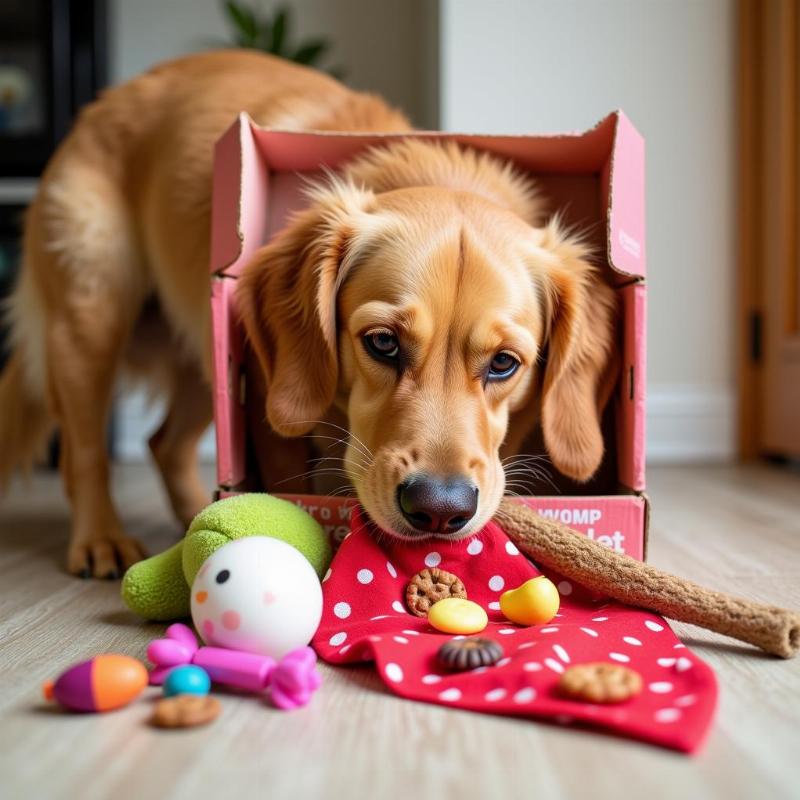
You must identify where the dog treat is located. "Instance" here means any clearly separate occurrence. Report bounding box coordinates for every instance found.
[437,637,504,671]
[406,568,467,617]
[559,662,643,704]
[500,576,560,626]
[428,597,488,635]
[497,498,800,659]
[151,694,221,728]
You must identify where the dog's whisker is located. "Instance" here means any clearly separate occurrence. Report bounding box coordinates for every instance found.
[307,455,369,472]
[272,468,355,488]
[500,454,553,467]
[502,459,559,494]
[289,420,374,462]
[298,432,373,463]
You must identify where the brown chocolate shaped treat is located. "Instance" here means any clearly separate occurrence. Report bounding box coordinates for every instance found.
[437,637,504,671]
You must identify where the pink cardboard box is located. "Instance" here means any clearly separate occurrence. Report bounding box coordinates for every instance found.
[209,112,648,559]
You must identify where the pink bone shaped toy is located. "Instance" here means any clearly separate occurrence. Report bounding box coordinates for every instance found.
[147,623,321,710]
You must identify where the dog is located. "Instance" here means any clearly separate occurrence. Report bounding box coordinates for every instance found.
[0,50,616,576]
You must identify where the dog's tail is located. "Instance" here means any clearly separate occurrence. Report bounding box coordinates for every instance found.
[0,351,53,491]
[0,272,55,492]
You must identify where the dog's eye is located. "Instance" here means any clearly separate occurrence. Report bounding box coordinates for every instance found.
[363,330,400,363]
[487,351,519,381]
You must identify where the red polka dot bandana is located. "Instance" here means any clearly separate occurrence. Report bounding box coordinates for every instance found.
[312,506,718,753]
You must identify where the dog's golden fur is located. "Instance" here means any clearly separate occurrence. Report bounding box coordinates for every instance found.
[0,50,616,573]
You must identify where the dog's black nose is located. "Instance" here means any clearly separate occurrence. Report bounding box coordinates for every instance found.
[397,474,479,534]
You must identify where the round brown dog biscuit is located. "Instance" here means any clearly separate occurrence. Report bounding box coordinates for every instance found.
[558,662,643,704]
[437,637,504,671]
[151,694,221,728]
[405,568,467,617]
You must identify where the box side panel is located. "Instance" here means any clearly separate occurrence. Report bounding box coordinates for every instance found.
[215,116,270,278]
[617,282,647,492]
[607,112,646,279]
[268,494,646,562]
[211,277,247,488]
[210,118,246,275]
[510,496,645,561]
[254,117,617,175]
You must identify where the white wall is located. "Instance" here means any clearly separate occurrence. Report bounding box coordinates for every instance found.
[440,0,736,462]
[110,0,437,126]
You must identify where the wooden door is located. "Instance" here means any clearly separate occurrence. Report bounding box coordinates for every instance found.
[739,0,800,459]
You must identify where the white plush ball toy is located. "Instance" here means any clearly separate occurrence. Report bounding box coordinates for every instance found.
[190,536,323,659]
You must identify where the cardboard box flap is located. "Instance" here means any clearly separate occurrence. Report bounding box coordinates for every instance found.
[210,111,646,281]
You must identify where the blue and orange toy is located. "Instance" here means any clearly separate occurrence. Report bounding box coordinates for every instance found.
[42,654,148,712]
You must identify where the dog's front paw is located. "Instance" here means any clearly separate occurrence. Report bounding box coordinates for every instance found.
[67,533,147,579]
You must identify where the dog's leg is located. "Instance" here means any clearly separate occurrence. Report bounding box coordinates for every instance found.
[48,311,147,578]
[30,159,148,578]
[148,360,213,527]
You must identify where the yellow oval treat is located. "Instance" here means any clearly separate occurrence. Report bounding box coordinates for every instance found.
[500,576,560,626]
[428,598,488,634]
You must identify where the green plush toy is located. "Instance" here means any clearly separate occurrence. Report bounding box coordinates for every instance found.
[121,493,332,621]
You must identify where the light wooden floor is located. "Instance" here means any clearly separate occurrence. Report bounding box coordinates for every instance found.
[1,463,798,800]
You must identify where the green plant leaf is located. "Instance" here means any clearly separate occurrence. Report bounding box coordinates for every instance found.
[270,6,288,55]
[225,1,260,46]
[293,39,328,65]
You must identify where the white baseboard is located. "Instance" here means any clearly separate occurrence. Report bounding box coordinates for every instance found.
[114,385,736,466]
[646,385,736,463]
[114,389,216,463]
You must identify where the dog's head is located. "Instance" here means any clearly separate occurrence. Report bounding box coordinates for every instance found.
[239,148,616,541]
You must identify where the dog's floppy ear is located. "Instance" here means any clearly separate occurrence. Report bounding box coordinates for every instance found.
[536,222,618,482]
[238,181,377,436]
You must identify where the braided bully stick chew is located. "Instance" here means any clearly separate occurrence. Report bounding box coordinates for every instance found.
[495,500,800,659]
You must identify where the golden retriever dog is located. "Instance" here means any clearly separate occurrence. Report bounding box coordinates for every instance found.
[0,50,616,576]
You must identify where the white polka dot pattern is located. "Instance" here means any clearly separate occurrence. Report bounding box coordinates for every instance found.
[357,569,374,584]
[385,663,403,683]
[609,652,630,663]
[513,687,536,703]
[466,539,483,555]
[553,644,570,663]
[488,575,505,592]
[333,602,351,619]
[313,505,717,753]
